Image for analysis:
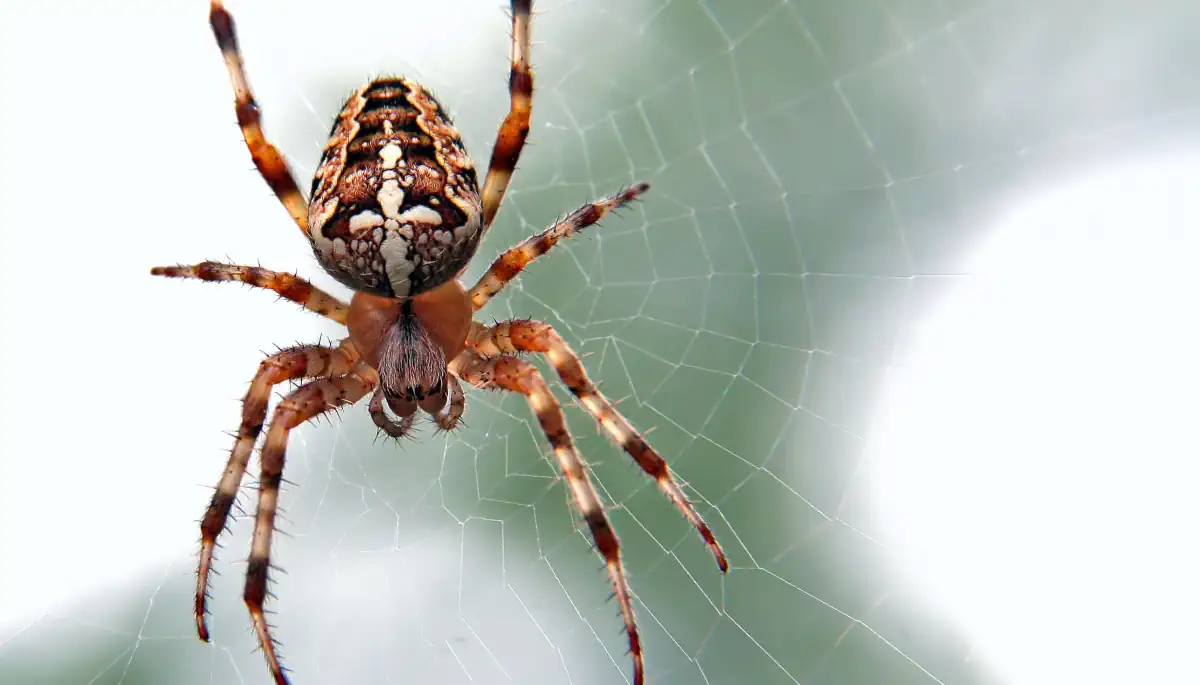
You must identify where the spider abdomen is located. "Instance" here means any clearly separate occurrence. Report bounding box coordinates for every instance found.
[308,77,483,298]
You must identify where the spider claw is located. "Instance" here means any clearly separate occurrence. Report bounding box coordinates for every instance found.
[196,617,211,642]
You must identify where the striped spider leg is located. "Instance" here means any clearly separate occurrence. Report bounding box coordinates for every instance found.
[451,347,646,680]
[150,262,349,323]
[208,0,310,237]
[467,319,728,572]
[454,184,729,682]
[468,183,652,311]
[452,318,727,685]
[243,359,380,677]
[481,0,534,229]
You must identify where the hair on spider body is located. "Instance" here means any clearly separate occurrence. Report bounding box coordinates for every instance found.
[345,279,472,422]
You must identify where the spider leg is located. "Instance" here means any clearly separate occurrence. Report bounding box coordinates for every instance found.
[468,183,652,311]
[151,261,349,324]
[450,348,644,685]
[480,0,534,230]
[195,339,359,643]
[470,320,729,572]
[245,361,379,685]
[209,1,310,235]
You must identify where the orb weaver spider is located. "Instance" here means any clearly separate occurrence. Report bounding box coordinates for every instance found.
[152,2,728,683]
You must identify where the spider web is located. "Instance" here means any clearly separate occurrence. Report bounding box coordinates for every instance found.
[2,1,1198,684]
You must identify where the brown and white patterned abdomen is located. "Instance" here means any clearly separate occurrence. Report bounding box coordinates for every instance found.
[307,78,483,298]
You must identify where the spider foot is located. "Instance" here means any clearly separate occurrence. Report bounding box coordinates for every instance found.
[246,557,291,685]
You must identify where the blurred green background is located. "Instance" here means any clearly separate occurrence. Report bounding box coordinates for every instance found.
[1,1,1197,684]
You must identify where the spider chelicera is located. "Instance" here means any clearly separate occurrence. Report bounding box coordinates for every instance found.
[151,2,728,683]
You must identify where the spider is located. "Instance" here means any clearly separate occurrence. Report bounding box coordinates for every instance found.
[151,2,727,683]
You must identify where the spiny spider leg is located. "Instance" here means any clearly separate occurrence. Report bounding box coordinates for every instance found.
[195,339,359,642]
[468,183,651,311]
[209,0,310,234]
[480,0,534,230]
[246,362,379,685]
[151,262,349,324]
[450,348,645,685]
[470,320,729,572]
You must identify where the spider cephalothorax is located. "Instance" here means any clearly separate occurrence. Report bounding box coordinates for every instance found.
[152,2,727,685]
[346,281,471,422]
